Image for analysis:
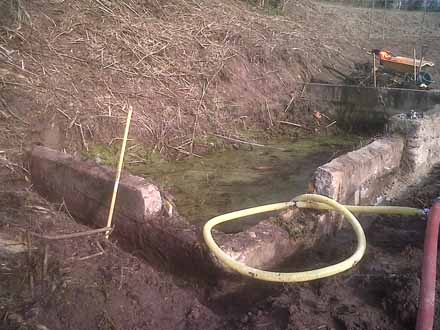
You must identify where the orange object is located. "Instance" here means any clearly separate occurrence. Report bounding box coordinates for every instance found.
[373,49,434,74]
[382,56,434,74]
[379,50,392,61]
[373,49,434,73]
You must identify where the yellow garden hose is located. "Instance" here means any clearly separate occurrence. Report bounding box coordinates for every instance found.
[296,200,425,217]
[203,194,425,283]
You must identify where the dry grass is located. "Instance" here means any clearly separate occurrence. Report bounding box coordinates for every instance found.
[0,0,31,28]
[0,0,439,158]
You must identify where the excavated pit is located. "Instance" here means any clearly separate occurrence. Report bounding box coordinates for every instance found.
[1,107,439,330]
[27,107,440,287]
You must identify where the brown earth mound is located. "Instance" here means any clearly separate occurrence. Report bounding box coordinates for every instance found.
[1,0,439,159]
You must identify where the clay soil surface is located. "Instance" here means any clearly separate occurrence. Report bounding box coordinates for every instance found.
[1,0,440,157]
[2,159,440,330]
[0,166,218,330]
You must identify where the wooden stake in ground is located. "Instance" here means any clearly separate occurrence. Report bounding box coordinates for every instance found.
[414,48,417,82]
[373,53,377,88]
[105,106,133,239]
[418,45,426,79]
[382,0,388,41]
[368,0,376,39]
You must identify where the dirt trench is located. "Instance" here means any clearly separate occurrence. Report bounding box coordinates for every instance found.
[1,154,440,330]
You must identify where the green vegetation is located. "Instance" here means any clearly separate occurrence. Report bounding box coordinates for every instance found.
[274,212,305,239]
[84,135,363,231]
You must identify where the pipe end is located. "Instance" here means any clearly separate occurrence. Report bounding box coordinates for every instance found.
[424,208,431,217]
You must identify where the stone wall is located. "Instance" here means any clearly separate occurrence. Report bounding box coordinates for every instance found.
[313,137,404,232]
[314,137,404,204]
[30,146,211,275]
[307,83,440,115]
[389,107,440,176]
[29,146,308,278]
[30,146,163,227]
[313,107,440,232]
[306,83,440,131]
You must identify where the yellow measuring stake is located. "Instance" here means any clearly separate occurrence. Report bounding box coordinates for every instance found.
[106,106,133,239]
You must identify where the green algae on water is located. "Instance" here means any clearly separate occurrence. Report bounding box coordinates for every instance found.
[84,135,362,232]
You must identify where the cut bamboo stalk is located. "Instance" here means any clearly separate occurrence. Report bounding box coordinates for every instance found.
[106,106,133,239]
[373,53,377,88]
[382,0,388,40]
[414,48,417,82]
[418,56,424,78]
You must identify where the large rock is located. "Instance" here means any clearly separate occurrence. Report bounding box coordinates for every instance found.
[29,146,215,275]
[30,146,163,227]
[214,218,303,271]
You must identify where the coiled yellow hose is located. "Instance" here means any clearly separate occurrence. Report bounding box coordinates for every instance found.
[203,194,424,283]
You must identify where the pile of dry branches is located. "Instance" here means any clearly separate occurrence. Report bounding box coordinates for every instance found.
[0,0,325,156]
[3,0,432,157]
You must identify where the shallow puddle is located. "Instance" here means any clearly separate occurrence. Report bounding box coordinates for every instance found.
[87,135,361,231]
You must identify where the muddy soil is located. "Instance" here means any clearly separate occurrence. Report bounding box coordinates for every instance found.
[0,166,220,330]
[223,166,440,330]
[2,155,440,330]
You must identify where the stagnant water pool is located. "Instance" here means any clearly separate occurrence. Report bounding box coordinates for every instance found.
[87,135,362,232]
